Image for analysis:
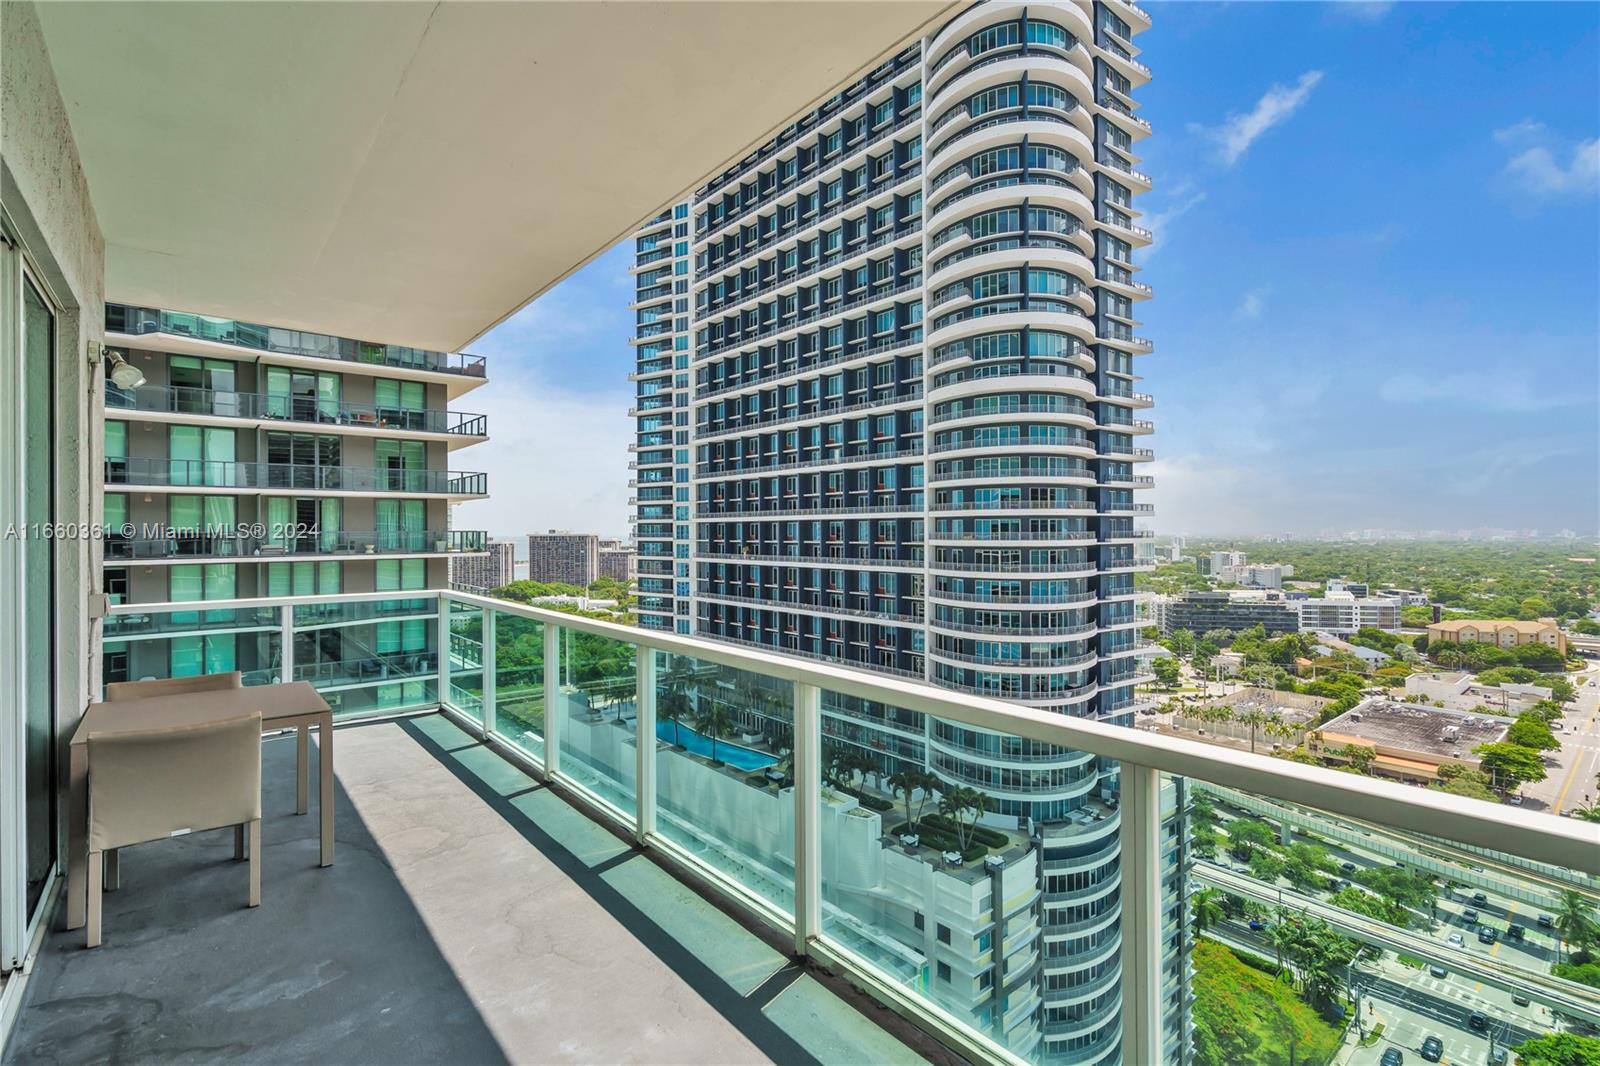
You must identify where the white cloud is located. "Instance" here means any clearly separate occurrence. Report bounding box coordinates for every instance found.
[1493,119,1545,145]
[1378,371,1592,413]
[451,373,634,543]
[1141,182,1208,257]
[1233,287,1270,321]
[1189,70,1324,166]
[1505,140,1600,197]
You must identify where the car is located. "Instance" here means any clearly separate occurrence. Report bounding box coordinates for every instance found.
[1479,927,1497,944]
[1469,1011,1489,1031]
[1448,932,1464,946]
[1539,914,1555,927]
[1513,993,1532,1006]
[1428,964,1448,978]
[1473,892,1490,907]
[1509,793,1525,804]
[1340,861,1357,874]
[1463,908,1479,923]
[1490,1049,1508,1066]
[1335,878,1351,890]
[1381,1049,1405,1066]
[1248,918,1265,931]
[1421,1035,1444,1061]
[1507,924,1526,942]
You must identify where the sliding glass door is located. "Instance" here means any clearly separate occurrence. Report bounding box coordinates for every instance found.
[21,274,56,922]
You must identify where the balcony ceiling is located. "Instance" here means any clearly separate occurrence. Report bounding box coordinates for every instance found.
[36,1,956,351]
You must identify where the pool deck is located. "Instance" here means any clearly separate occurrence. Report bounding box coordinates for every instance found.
[3,714,949,1066]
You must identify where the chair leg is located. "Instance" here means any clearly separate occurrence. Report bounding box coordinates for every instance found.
[105,848,120,892]
[87,849,103,949]
[247,819,261,908]
[234,823,246,861]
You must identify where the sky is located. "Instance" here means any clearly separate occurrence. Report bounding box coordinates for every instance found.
[454,1,1600,545]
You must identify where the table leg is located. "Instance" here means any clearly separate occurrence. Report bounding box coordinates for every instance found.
[318,712,334,866]
[297,723,310,815]
[66,744,88,930]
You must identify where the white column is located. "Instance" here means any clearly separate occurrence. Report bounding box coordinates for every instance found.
[792,682,821,956]
[543,622,562,776]
[634,646,657,844]
[481,607,497,735]
[279,604,294,684]
[1118,762,1164,1066]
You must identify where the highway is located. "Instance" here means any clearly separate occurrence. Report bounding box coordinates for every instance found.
[1195,861,1600,1026]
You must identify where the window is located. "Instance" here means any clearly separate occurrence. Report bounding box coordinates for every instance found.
[168,424,236,487]
[937,923,951,944]
[937,962,952,983]
[376,557,427,591]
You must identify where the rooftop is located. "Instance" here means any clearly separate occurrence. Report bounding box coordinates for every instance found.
[1319,699,1512,760]
[1428,618,1560,633]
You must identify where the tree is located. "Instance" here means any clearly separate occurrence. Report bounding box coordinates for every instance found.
[1556,890,1599,963]
[1152,656,1183,689]
[889,769,937,831]
[1194,640,1220,670]
[1237,709,1276,754]
[1473,741,1549,792]
[1511,1031,1600,1066]
[1227,819,1277,862]
[1169,628,1197,659]
[693,699,732,766]
[1433,762,1499,802]
[1249,848,1286,884]
[1507,712,1560,752]
[1283,842,1336,892]
[940,786,987,849]
[1337,743,1377,775]
[1190,887,1226,935]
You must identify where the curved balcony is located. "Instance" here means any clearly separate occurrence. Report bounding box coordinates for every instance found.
[106,385,487,446]
[103,528,486,563]
[105,458,488,498]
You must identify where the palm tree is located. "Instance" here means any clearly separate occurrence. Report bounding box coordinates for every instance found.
[889,769,937,832]
[658,682,691,749]
[693,699,732,767]
[940,786,987,850]
[1190,887,1225,936]
[1237,709,1275,754]
[1555,889,1598,962]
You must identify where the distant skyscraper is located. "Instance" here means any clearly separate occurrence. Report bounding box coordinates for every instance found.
[627,3,1176,1058]
[527,530,599,586]
[452,538,516,590]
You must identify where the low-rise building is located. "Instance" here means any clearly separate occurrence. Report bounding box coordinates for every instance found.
[1377,587,1430,607]
[597,540,637,583]
[1426,618,1567,656]
[1152,590,1299,637]
[1404,671,1555,715]
[1297,591,1401,634]
[1309,700,1512,783]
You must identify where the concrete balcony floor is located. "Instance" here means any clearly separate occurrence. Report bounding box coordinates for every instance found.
[3,715,945,1066]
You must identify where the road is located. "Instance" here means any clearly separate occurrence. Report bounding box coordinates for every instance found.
[1195,862,1600,1025]
[1523,671,1600,816]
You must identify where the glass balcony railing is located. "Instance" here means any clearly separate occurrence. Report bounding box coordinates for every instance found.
[106,303,487,378]
[104,458,489,496]
[103,528,487,561]
[105,384,488,437]
[97,590,1600,1066]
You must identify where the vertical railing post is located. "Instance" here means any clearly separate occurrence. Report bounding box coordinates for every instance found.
[634,646,657,844]
[543,622,562,776]
[279,604,294,684]
[436,593,450,710]
[481,606,497,735]
[792,682,821,956]
[1118,762,1164,1066]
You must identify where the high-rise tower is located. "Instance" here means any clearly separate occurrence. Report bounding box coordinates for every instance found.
[628,3,1178,1059]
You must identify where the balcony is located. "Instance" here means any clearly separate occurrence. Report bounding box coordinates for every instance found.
[61,589,1600,1066]
[104,458,489,499]
[106,384,488,445]
[106,304,487,381]
[104,528,487,563]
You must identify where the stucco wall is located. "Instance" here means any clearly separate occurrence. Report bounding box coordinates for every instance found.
[2,0,106,870]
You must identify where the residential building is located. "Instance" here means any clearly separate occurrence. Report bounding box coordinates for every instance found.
[1153,590,1299,637]
[1221,562,1293,589]
[1326,578,1369,598]
[1427,618,1568,656]
[597,540,637,583]
[1296,591,1401,635]
[629,4,1183,1059]
[100,306,490,714]
[1377,587,1429,607]
[1309,700,1512,784]
[1205,550,1245,576]
[527,530,599,586]
[452,538,516,591]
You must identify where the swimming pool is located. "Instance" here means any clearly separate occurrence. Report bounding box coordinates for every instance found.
[654,719,778,772]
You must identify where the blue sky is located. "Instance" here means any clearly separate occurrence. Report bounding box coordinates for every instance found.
[456,1,1599,542]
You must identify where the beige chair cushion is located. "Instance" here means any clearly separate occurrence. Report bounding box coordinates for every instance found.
[88,712,263,852]
[106,671,243,703]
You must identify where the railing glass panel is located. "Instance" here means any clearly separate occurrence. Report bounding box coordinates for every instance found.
[652,651,796,913]
[554,628,638,816]
[447,600,485,726]
[492,613,547,761]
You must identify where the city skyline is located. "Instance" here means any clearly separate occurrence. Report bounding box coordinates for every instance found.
[456,0,1599,541]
